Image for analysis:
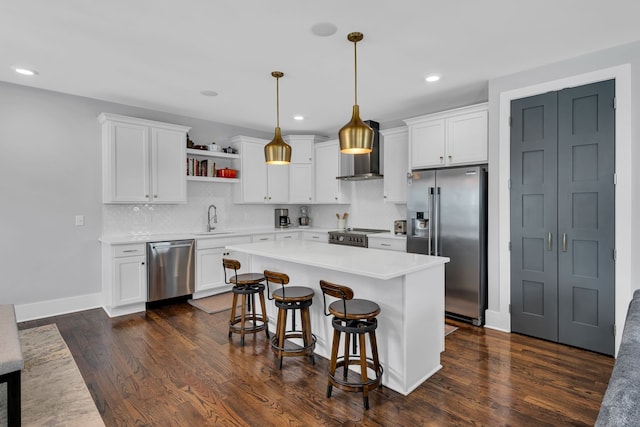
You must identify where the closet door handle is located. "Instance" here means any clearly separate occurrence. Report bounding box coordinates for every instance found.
[562,233,567,252]
[547,232,552,251]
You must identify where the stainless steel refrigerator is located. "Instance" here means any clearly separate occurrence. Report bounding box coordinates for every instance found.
[406,166,488,325]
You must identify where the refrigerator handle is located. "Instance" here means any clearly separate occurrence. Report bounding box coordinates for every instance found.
[428,187,434,255]
[434,187,441,256]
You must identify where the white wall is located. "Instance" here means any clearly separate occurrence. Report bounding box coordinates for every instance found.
[485,40,640,354]
[0,82,271,318]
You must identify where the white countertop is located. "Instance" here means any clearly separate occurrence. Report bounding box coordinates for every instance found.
[99,227,335,244]
[226,240,449,280]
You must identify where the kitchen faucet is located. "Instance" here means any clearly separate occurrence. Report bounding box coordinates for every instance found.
[207,204,218,232]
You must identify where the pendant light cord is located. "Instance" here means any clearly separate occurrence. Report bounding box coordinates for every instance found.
[353,39,358,105]
[276,75,280,128]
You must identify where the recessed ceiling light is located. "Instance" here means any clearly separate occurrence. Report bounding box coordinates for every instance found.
[200,90,218,97]
[293,115,304,121]
[311,22,338,37]
[13,67,38,76]
[425,74,440,83]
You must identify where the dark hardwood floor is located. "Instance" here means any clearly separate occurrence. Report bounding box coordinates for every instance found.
[20,302,614,426]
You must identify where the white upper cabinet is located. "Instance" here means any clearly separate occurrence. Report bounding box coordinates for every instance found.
[286,135,320,164]
[99,113,190,204]
[404,103,487,169]
[380,126,408,203]
[231,135,289,204]
[286,135,327,203]
[314,139,351,204]
[289,164,314,203]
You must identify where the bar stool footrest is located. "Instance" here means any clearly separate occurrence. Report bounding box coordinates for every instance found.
[270,331,317,357]
[229,316,268,334]
[329,357,383,392]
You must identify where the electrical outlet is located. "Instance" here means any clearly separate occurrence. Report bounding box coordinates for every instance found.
[75,215,85,226]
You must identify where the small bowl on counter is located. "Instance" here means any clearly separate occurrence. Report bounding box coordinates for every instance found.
[216,168,237,178]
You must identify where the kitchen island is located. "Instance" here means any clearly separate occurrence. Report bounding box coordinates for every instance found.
[225,239,449,395]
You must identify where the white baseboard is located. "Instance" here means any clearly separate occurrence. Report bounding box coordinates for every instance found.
[484,309,511,333]
[15,292,103,322]
[102,303,145,318]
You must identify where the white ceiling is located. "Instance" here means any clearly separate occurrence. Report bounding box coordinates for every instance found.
[3,0,640,136]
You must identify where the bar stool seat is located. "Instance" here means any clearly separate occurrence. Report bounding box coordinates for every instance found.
[265,270,316,369]
[320,280,383,410]
[223,258,269,346]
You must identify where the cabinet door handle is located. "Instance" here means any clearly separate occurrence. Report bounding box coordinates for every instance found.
[122,249,138,253]
[153,194,158,198]
[562,233,567,252]
[547,232,552,251]
[439,156,444,162]
[448,155,452,161]
[141,262,145,265]
[311,236,319,239]
[381,243,391,247]
[283,236,292,239]
[145,194,149,198]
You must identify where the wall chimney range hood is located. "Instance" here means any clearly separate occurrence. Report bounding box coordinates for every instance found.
[336,120,383,181]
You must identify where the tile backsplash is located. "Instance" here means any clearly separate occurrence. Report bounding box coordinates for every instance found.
[102,180,406,236]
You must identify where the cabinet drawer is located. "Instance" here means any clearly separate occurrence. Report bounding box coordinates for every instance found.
[368,238,406,252]
[113,243,146,257]
[276,232,300,241]
[302,232,328,243]
[252,233,275,242]
[197,236,251,250]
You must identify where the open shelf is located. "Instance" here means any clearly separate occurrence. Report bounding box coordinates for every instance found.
[186,148,239,159]
[187,176,239,183]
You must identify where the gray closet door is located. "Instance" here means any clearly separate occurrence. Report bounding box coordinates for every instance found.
[510,92,559,341]
[510,79,615,356]
[557,80,615,355]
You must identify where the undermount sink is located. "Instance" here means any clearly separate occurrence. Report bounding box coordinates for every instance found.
[193,231,233,236]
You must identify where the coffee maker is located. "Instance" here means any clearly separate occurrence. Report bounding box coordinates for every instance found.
[299,206,310,226]
[274,208,291,228]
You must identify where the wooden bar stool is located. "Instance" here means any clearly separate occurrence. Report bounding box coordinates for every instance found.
[222,258,268,346]
[264,270,316,369]
[320,280,383,410]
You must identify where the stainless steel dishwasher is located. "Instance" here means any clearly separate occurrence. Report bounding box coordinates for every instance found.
[146,240,195,302]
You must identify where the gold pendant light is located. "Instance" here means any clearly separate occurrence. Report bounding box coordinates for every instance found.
[339,32,373,154]
[264,71,292,164]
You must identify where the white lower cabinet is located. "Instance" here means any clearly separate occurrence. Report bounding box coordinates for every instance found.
[102,243,147,317]
[368,236,406,252]
[252,233,275,242]
[302,231,328,243]
[196,246,225,292]
[195,236,251,294]
[275,231,300,241]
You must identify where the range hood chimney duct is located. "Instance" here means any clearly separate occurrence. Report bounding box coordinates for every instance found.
[336,120,383,181]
